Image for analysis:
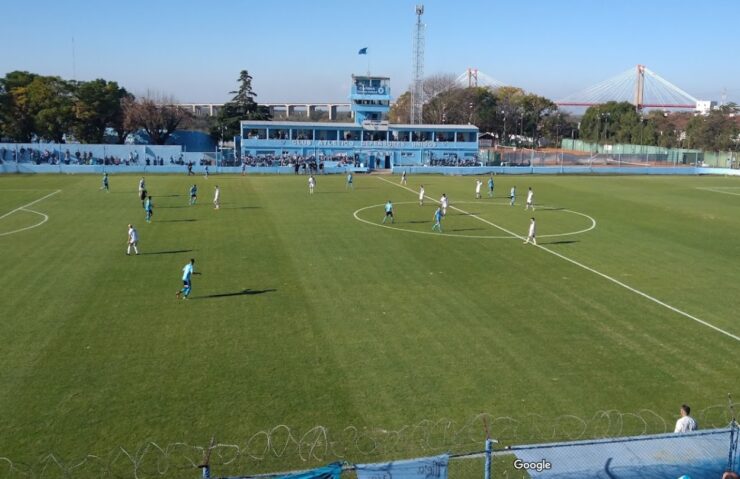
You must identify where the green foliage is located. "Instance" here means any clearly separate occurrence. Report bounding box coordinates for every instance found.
[212,70,271,141]
[581,102,640,144]
[0,71,39,141]
[72,79,132,144]
[0,71,135,143]
[686,110,739,151]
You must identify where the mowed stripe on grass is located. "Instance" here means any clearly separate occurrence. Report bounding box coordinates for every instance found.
[0,174,737,473]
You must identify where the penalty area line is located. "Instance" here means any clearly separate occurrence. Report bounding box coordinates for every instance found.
[377,176,740,343]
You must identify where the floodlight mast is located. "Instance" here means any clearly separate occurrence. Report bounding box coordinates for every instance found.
[410,4,425,124]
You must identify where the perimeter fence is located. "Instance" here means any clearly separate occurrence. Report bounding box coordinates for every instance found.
[1,403,738,479]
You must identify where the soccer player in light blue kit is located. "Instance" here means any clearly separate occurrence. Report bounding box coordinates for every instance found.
[176,258,196,299]
[346,172,354,190]
[189,184,198,205]
[432,206,443,232]
[101,172,109,192]
[487,176,494,198]
[382,200,394,224]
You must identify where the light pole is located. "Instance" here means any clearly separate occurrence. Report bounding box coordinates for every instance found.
[501,110,507,147]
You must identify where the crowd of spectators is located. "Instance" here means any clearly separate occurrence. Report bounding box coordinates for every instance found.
[0,147,179,166]
[428,156,481,167]
[239,153,358,171]
[1,146,482,169]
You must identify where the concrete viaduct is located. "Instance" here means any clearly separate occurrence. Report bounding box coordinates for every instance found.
[178,102,352,120]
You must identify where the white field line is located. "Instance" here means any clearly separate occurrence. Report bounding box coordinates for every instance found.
[353,201,595,239]
[695,187,740,197]
[377,177,740,343]
[0,208,49,237]
[0,189,60,220]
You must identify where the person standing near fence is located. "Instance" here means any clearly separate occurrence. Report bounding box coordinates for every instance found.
[674,404,698,432]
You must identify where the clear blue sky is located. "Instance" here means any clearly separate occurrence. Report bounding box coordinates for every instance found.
[1,0,738,104]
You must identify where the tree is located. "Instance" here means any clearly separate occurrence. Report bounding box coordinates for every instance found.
[212,70,270,142]
[580,102,639,144]
[0,71,39,142]
[389,91,411,124]
[72,79,132,143]
[27,76,76,143]
[422,73,459,101]
[124,92,191,145]
[686,110,739,151]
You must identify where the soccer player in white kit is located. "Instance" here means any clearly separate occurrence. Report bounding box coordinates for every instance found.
[138,177,145,197]
[127,224,140,255]
[419,185,425,206]
[213,185,220,209]
[475,180,483,199]
[308,175,315,195]
[509,186,516,206]
[401,170,407,185]
[440,193,448,216]
[523,217,537,245]
[525,187,535,211]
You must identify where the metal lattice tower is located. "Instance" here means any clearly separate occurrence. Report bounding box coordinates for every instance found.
[410,4,425,124]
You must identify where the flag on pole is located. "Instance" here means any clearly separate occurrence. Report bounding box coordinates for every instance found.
[358,47,368,55]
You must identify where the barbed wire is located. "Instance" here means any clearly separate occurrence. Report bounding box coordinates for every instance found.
[1,403,735,478]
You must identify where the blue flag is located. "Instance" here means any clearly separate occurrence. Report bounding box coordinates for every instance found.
[358,47,368,55]
[356,454,449,479]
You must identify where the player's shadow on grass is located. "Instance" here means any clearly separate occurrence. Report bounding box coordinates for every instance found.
[542,240,579,245]
[451,228,483,232]
[141,249,194,255]
[193,288,277,299]
[158,219,196,222]
[159,205,190,209]
[221,206,261,209]
[406,220,428,224]
[157,194,186,197]
[457,212,480,216]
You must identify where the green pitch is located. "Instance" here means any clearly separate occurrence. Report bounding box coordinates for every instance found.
[0,173,738,475]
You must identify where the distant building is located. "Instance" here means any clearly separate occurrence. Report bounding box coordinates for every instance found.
[240,75,479,168]
[695,100,716,115]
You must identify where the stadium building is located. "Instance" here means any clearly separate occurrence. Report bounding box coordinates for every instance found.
[239,75,479,169]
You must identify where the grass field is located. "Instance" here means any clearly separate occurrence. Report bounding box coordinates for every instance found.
[1,172,738,477]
